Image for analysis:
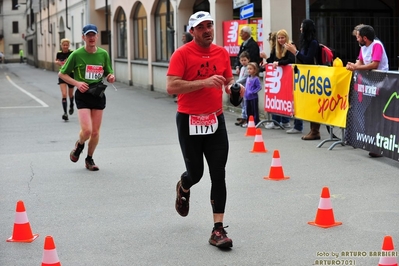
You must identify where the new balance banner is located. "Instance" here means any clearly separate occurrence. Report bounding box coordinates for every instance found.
[264,64,294,117]
[292,65,352,128]
[346,70,399,160]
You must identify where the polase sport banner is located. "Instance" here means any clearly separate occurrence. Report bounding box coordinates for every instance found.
[264,64,294,117]
[292,65,352,127]
[346,70,399,160]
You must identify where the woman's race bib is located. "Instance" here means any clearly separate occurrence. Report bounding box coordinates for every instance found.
[189,113,218,135]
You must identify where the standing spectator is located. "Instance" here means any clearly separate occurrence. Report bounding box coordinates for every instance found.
[346,24,388,157]
[58,24,115,171]
[285,19,320,139]
[263,29,295,129]
[19,49,24,63]
[235,51,250,127]
[235,26,261,75]
[182,32,193,44]
[243,62,262,127]
[55,38,75,121]
[166,11,240,248]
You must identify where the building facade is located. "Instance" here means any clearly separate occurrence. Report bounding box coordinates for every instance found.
[2,0,398,107]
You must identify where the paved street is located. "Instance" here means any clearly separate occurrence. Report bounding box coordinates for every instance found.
[1,63,399,266]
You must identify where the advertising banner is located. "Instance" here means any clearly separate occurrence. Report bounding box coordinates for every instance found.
[223,20,263,57]
[346,70,399,160]
[292,65,352,128]
[264,64,294,117]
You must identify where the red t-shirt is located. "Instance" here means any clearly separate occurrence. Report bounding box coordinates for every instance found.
[167,41,233,115]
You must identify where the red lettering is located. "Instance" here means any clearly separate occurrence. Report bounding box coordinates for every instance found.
[317,94,348,118]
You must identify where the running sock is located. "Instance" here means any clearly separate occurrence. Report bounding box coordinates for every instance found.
[179,186,190,198]
[62,98,67,113]
[214,222,223,229]
[69,96,74,107]
[85,155,92,161]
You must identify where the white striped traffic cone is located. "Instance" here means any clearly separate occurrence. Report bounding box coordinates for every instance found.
[41,236,61,266]
[308,187,342,228]
[7,200,39,242]
[251,128,267,153]
[264,150,289,180]
[378,235,398,266]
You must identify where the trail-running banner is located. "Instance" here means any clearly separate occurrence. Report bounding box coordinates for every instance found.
[264,64,294,117]
[346,70,399,160]
[292,65,352,127]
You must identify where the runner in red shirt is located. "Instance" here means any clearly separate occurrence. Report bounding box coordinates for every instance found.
[167,11,243,249]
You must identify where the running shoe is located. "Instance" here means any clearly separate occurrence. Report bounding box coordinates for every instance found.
[62,113,68,121]
[85,158,99,171]
[175,180,190,217]
[69,105,74,115]
[70,141,84,162]
[209,226,233,248]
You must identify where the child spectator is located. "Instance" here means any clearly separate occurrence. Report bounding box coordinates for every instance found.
[235,51,250,126]
[242,62,262,127]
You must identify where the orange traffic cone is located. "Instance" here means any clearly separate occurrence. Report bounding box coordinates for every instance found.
[251,128,267,153]
[245,115,256,136]
[7,200,39,242]
[264,150,289,180]
[308,187,342,228]
[41,236,61,266]
[378,235,398,266]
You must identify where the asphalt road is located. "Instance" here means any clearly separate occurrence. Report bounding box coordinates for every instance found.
[1,63,399,266]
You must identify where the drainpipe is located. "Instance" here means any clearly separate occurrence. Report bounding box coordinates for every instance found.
[105,0,111,61]
[166,0,174,54]
[66,0,71,30]
[48,0,52,34]
[40,0,43,35]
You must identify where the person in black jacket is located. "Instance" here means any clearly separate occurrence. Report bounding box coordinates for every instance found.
[285,19,320,139]
[235,26,261,75]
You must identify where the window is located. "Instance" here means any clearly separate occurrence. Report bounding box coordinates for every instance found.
[12,22,19,34]
[155,0,174,62]
[116,8,127,58]
[12,44,19,54]
[133,3,147,60]
[12,0,18,10]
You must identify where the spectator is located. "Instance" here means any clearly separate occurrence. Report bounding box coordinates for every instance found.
[346,25,388,71]
[346,24,389,157]
[166,11,240,249]
[182,32,193,44]
[59,24,115,171]
[235,26,261,75]
[263,29,295,129]
[55,38,75,121]
[285,19,320,139]
[243,62,262,127]
[235,51,250,127]
[19,49,24,63]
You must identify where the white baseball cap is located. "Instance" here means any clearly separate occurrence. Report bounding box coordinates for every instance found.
[188,11,214,28]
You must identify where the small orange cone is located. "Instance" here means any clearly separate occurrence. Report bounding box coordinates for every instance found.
[41,236,61,266]
[7,200,39,242]
[245,115,256,136]
[308,187,342,228]
[378,235,398,266]
[264,150,289,180]
[251,128,268,153]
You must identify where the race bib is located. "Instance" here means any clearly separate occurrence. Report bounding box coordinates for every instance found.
[85,65,104,80]
[189,113,218,135]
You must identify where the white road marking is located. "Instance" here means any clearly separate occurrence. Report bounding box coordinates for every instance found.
[2,74,49,108]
